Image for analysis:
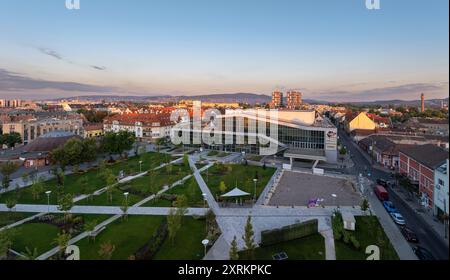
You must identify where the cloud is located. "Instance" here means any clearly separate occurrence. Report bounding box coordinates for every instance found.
[37,47,63,60]
[90,65,106,71]
[0,68,115,93]
[312,82,448,102]
[35,46,107,71]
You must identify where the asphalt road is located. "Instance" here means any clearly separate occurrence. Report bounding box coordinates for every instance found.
[337,126,449,260]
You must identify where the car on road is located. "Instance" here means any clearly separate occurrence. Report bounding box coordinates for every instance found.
[377,178,389,187]
[383,201,397,213]
[375,185,389,201]
[390,212,406,225]
[413,246,435,260]
[400,226,419,243]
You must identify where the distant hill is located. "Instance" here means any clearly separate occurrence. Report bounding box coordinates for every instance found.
[51,93,448,107]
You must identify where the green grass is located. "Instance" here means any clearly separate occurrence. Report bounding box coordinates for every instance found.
[140,177,205,208]
[334,216,399,260]
[241,233,325,260]
[207,150,219,156]
[75,215,165,260]
[153,217,207,260]
[0,212,36,228]
[11,223,60,256]
[0,152,172,205]
[203,164,275,201]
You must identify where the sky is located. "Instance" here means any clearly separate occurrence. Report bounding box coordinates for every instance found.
[0,0,448,102]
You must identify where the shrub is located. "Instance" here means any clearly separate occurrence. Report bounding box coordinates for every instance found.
[261,219,318,246]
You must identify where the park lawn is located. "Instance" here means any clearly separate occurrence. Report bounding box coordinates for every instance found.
[75,187,142,206]
[153,217,207,260]
[334,216,399,260]
[203,164,275,201]
[0,212,36,228]
[0,152,173,206]
[75,215,165,260]
[240,233,326,260]
[11,223,60,256]
[139,177,204,208]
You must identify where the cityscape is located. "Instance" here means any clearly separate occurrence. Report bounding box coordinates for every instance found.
[0,0,448,271]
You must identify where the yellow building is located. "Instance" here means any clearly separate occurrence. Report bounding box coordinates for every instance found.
[83,124,104,138]
[346,112,376,132]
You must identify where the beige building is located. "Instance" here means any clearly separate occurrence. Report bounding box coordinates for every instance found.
[2,117,83,144]
[286,90,302,109]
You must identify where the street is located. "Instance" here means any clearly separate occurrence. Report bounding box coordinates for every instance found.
[337,127,449,260]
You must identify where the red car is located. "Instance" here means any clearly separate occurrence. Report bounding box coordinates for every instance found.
[400,226,419,243]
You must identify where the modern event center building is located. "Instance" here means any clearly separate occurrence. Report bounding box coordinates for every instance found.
[175,107,338,164]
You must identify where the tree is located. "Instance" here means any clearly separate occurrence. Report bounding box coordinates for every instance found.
[166,164,173,175]
[57,193,74,222]
[0,229,14,259]
[5,198,16,212]
[98,240,115,260]
[0,161,20,191]
[19,247,39,260]
[84,220,98,242]
[167,208,182,245]
[360,198,370,213]
[156,138,165,152]
[242,216,256,260]
[103,170,116,203]
[56,170,65,187]
[0,132,22,148]
[219,181,227,194]
[30,179,45,200]
[53,231,71,258]
[120,196,129,221]
[102,131,135,158]
[183,154,189,167]
[229,236,239,260]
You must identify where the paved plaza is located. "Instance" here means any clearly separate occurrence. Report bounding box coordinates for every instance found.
[268,171,362,207]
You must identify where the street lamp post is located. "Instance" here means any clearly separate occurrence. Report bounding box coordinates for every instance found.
[45,191,52,213]
[139,161,143,173]
[202,239,209,258]
[253,178,258,203]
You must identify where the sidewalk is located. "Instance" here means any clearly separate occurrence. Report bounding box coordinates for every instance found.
[391,186,449,248]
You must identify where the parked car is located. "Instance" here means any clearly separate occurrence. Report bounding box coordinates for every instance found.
[413,246,435,260]
[400,226,419,243]
[390,212,406,225]
[375,185,389,201]
[377,178,389,188]
[383,201,397,213]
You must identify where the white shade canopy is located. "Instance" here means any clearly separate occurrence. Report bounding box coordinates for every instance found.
[220,187,251,198]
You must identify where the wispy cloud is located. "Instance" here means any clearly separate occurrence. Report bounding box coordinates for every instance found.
[35,46,107,71]
[37,47,63,60]
[0,68,114,93]
[90,65,106,71]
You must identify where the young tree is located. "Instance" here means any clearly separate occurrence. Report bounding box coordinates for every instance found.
[0,230,14,259]
[360,198,370,213]
[84,219,98,242]
[30,179,45,201]
[167,208,182,245]
[57,193,74,222]
[98,240,115,260]
[166,164,173,175]
[53,231,71,258]
[229,236,239,260]
[5,198,16,213]
[242,216,256,260]
[0,161,20,191]
[219,181,227,194]
[120,196,129,221]
[19,247,39,260]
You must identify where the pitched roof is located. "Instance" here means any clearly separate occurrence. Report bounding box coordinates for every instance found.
[399,144,449,170]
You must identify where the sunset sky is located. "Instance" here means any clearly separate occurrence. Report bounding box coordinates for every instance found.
[0,0,448,101]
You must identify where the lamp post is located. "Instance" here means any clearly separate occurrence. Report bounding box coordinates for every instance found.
[202,239,209,258]
[331,193,337,209]
[139,161,143,173]
[124,192,129,206]
[45,190,52,213]
[253,178,258,203]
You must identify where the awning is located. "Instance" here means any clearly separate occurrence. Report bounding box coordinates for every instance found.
[220,187,251,198]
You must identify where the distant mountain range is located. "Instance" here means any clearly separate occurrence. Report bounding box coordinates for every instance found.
[52,93,448,107]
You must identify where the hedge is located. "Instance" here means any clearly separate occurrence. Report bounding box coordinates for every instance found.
[260,219,318,246]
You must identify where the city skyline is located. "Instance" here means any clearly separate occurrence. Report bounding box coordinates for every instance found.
[0,0,448,101]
